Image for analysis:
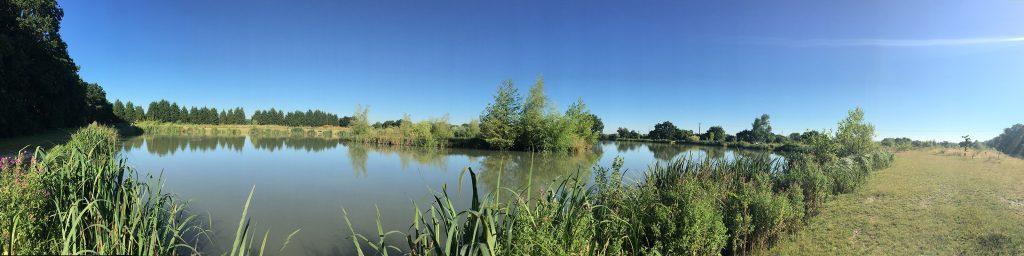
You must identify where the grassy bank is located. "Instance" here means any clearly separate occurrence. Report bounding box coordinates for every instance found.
[770,149,1024,255]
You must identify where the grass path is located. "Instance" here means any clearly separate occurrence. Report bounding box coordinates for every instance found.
[771,149,1024,255]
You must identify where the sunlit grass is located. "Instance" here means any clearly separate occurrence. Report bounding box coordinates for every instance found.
[770,149,1024,255]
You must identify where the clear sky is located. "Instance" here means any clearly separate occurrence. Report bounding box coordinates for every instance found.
[58,0,1024,142]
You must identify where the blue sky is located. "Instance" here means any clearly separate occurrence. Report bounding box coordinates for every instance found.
[59,0,1024,142]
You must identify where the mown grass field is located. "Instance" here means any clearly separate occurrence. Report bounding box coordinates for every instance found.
[770,149,1024,255]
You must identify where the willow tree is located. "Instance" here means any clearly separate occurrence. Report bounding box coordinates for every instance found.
[752,114,773,143]
[350,105,371,138]
[479,80,521,150]
[517,77,549,151]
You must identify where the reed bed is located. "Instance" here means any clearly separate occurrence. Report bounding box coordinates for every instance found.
[0,124,207,255]
[344,148,894,255]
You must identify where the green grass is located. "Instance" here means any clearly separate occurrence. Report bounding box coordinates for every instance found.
[770,149,1024,255]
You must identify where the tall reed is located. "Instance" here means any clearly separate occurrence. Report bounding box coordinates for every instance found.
[345,148,893,255]
[0,124,208,255]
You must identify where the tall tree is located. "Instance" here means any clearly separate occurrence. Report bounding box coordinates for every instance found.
[112,100,126,121]
[751,114,773,143]
[0,0,117,137]
[517,77,548,150]
[479,80,521,150]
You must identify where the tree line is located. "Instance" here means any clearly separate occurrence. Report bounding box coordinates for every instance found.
[112,99,347,127]
[252,108,339,127]
[612,113,797,145]
[0,0,117,138]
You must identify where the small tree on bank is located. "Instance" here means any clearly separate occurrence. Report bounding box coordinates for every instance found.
[479,80,521,150]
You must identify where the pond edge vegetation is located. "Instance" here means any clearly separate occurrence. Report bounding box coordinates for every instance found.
[2,108,902,255]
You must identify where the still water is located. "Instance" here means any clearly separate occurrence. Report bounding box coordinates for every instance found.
[120,136,778,254]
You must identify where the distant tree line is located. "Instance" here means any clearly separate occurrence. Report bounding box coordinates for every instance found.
[0,0,117,137]
[610,113,800,145]
[252,108,338,127]
[113,99,248,125]
[879,137,945,151]
[988,124,1024,158]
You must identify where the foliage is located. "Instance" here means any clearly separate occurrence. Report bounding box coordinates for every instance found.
[615,127,641,139]
[0,0,117,137]
[752,114,773,143]
[253,108,338,126]
[588,113,604,135]
[704,126,726,142]
[517,77,550,151]
[348,143,893,255]
[479,80,522,150]
[835,107,876,157]
[476,78,600,152]
[343,107,455,147]
[988,124,1024,158]
[0,125,206,254]
[338,116,354,127]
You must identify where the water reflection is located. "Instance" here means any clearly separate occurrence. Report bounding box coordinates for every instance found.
[122,135,247,156]
[119,136,777,255]
[337,142,603,192]
[122,135,344,155]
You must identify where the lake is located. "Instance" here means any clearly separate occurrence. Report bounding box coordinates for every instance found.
[120,135,779,254]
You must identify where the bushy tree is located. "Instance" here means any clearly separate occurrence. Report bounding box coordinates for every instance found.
[479,80,521,150]
[752,114,772,143]
[648,121,681,140]
[349,105,370,137]
[705,126,726,142]
[736,130,754,143]
[338,116,354,127]
[563,99,599,150]
[588,113,604,134]
[835,107,876,157]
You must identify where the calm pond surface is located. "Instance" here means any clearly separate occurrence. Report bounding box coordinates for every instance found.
[120,136,779,255]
